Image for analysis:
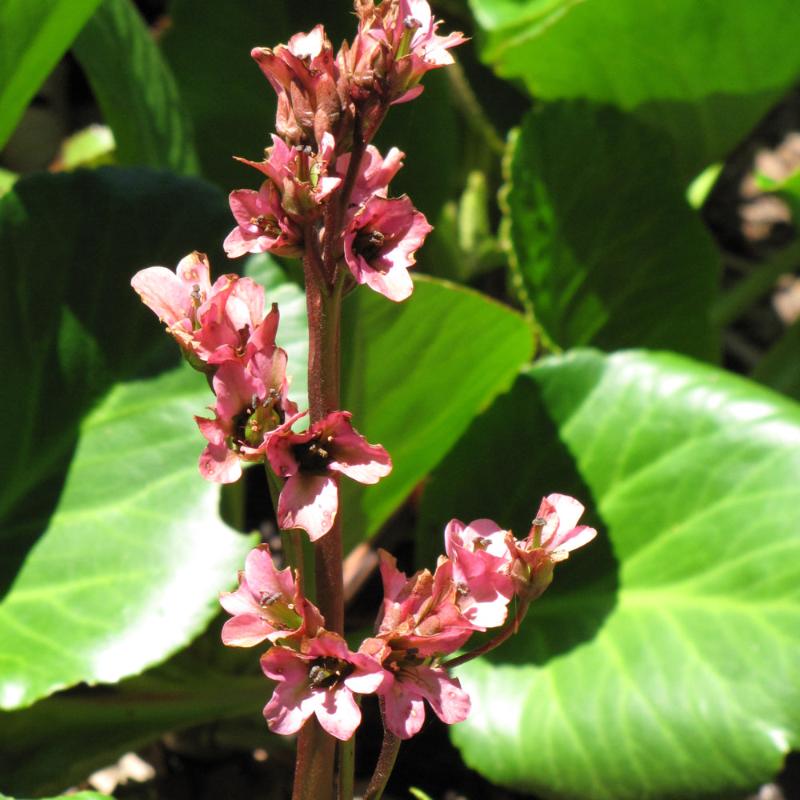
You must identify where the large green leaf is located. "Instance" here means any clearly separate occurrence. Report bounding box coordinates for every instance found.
[419,350,800,799]
[470,0,800,173]
[506,105,719,357]
[159,0,290,190]
[0,0,103,150]
[0,168,254,709]
[73,0,199,173]
[0,637,270,797]
[341,276,533,548]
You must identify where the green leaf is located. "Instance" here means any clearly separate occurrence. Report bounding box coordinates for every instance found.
[0,0,103,150]
[756,166,800,220]
[421,350,800,799]
[0,794,114,800]
[374,69,463,221]
[341,276,533,548]
[235,259,533,549]
[0,167,18,196]
[73,0,199,173]
[506,105,719,357]
[0,638,269,797]
[470,0,800,174]
[0,168,253,710]
[54,125,116,171]
[753,318,800,401]
[160,0,290,189]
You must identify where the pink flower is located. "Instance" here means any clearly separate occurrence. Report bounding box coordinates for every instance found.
[195,281,277,366]
[261,631,385,740]
[131,251,214,366]
[508,494,598,601]
[395,0,468,93]
[358,634,470,740]
[131,252,274,370]
[236,133,341,219]
[376,550,477,657]
[444,519,515,629]
[343,195,431,301]
[266,411,391,541]
[380,660,470,739]
[349,0,466,105]
[337,144,405,207]
[251,26,350,149]
[220,544,323,647]
[196,343,298,483]
[224,180,302,258]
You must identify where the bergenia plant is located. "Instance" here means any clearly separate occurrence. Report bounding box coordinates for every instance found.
[130,2,596,798]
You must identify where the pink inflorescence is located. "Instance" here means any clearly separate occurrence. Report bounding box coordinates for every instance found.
[129,0,597,751]
[221,498,596,741]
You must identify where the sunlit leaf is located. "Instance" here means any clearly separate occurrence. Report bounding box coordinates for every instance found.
[420,350,800,799]
[0,0,103,150]
[73,0,198,173]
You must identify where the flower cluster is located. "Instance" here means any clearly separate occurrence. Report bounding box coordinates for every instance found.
[131,256,391,541]
[223,0,458,301]
[222,496,596,741]
[130,0,598,782]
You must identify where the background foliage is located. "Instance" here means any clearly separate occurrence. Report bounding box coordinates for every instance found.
[1,0,799,798]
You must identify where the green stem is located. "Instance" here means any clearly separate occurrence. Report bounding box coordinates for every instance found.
[445,58,505,157]
[338,735,356,800]
[711,241,800,328]
[364,697,402,800]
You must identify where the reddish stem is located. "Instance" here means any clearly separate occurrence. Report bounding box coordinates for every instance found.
[363,697,402,800]
[442,599,531,670]
[322,113,366,279]
[291,213,346,800]
[292,719,337,800]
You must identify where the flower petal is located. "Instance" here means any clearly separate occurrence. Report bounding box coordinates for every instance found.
[277,474,338,541]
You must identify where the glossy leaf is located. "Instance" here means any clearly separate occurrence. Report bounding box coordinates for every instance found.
[0,168,252,710]
[506,105,719,357]
[160,0,290,189]
[0,0,102,149]
[237,260,531,548]
[73,0,198,173]
[340,276,533,548]
[470,0,800,173]
[0,640,269,796]
[420,350,800,799]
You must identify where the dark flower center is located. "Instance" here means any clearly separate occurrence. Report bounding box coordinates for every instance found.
[308,656,352,689]
[353,228,386,261]
[251,214,281,238]
[292,435,333,473]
